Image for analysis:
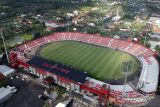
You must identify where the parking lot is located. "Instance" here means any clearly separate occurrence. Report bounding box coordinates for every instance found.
[1,71,97,107]
[3,75,46,107]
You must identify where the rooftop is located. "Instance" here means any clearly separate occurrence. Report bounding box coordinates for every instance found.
[0,65,15,77]
[0,87,12,101]
[27,57,88,84]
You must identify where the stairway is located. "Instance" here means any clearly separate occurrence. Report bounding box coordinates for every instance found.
[128,82,137,91]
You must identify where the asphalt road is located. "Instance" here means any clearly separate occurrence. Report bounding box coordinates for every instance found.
[145,95,160,107]
[3,77,46,107]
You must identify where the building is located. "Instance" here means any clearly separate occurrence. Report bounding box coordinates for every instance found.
[147,17,160,38]
[147,0,160,9]
[55,103,66,107]
[0,65,15,77]
[45,21,64,30]
[112,15,121,22]
[46,27,55,31]
[0,87,16,104]
[55,98,73,107]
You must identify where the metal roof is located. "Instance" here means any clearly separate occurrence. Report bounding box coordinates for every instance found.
[0,65,15,77]
[0,87,12,101]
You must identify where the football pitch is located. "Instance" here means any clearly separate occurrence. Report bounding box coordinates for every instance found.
[40,41,140,81]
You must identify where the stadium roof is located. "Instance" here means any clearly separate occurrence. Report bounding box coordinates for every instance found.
[27,57,88,84]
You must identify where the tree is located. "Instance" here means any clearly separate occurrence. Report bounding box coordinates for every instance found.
[100,31,111,37]
[87,27,99,34]
[155,45,160,53]
[145,42,151,48]
[0,79,7,87]
[54,27,65,32]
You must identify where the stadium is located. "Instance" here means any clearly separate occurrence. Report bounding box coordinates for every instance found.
[9,32,159,106]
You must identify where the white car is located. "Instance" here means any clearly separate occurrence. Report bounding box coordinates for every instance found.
[10,77,14,80]
[16,76,19,79]
[11,89,17,93]
[6,85,17,93]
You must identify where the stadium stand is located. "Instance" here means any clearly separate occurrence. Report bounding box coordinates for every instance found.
[12,32,159,106]
[26,41,39,50]
[99,37,112,47]
[89,35,101,44]
[46,35,58,42]
[35,37,48,45]
[137,56,159,93]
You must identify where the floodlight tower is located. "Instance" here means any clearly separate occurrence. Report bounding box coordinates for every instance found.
[0,28,10,63]
[67,16,70,32]
[144,29,149,46]
[66,13,71,32]
[122,61,133,98]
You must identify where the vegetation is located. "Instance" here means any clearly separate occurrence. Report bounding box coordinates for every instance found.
[145,41,151,48]
[156,86,160,95]
[155,45,160,53]
[140,36,151,48]
[0,80,7,87]
[140,36,149,44]
[40,41,139,81]
[19,34,33,41]
[131,21,146,31]
[51,85,66,100]
[0,0,158,54]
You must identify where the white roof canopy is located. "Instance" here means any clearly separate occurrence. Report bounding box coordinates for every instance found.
[55,103,66,107]
[0,65,15,76]
[0,87,12,101]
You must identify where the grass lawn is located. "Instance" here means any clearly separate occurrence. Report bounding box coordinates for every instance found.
[19,34,33,41]
[40,41,140,81]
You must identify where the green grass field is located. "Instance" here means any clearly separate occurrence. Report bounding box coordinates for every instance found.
[40,41,140,81]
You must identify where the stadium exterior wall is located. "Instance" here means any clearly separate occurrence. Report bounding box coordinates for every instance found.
[8,32,159,106]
